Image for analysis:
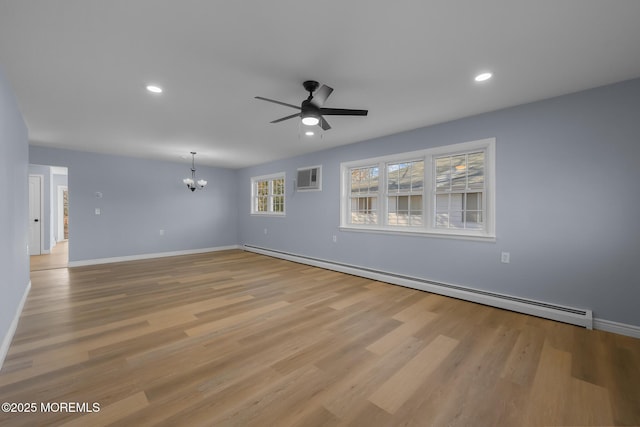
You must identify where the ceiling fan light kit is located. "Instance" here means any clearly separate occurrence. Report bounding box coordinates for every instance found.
[255,80,368,131]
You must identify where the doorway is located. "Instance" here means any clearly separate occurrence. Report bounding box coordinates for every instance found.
[29,165,69,271]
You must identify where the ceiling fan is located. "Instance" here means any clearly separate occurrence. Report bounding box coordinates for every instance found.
[255,80,368,131]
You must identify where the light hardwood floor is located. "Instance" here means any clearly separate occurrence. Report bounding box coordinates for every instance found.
[29,240,68,271]
[1,250,639,426]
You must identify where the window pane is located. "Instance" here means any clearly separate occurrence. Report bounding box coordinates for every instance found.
[397,195,409,211]
[410,195,422,226]
[273,195,284,212]
[451,154,466,190]
[449,211,464,229]
[388,196,397,211]
[466,192,482,211]
[410,195,422,214]
[388,160,424,193]
[411,161,424,191]
[436,157,450,190]
[450,193,463,211]
[398,163,411,191]
[273,178,284,195]
[351,168,365,193]
[387,164,399,192]
[396,194,409,225]
[436,213,449,228]
[257,196,268,212]
[369,167,379,192]
[350,196,378,224]
[465,211,483,229]
[468,152,485,189]
[351,166,379,194]
[388,196,398,225]
[436,194,449,212]
[257,180,268,196]
[435,192,484,229]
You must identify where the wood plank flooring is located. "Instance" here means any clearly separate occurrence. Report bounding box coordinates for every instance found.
[1,249,639,426]
[29,240,68,271]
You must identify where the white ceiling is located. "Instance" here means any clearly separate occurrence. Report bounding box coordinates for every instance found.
[1,1,639,168]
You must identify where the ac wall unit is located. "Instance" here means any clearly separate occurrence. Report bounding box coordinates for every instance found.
[296,165,322,191]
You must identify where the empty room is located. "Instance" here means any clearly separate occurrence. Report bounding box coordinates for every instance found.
[1,1,640,426]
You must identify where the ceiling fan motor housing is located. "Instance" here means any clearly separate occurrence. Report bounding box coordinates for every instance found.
[303,80,320,94]
[301,99,320,116]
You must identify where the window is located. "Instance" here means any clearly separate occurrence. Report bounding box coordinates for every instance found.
[435,152,484,230]
[340,138,495,239]
[251,172,286,215]
[349,165,379,224]
[387,160,424,226]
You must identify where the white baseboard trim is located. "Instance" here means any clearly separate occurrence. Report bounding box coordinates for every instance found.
[593,318,640,339]
[68,245,240,267]
[243,245,598,329]
[1,280,31,372]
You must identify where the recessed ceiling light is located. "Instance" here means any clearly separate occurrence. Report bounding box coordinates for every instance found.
[474,72,493,82]
[305,131,315,136]
[146,84,163,94]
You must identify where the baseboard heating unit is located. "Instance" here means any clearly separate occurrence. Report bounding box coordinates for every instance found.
[243,245,593,329]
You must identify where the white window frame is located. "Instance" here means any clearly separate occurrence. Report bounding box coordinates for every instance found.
[340,138,496,240]
[251,172,286,216]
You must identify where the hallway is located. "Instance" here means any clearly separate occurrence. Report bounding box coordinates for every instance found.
[30,240,68,271]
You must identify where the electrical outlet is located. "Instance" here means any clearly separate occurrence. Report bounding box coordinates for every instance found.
[332,235,337,243]
[159,229,164,236]
[264,228,268,235]
[95,208,101,215]
[501,252,510,263]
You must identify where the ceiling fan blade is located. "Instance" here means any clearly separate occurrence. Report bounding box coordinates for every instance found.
[255,96,301,110]
[320,116,331,131]
[270,112,300,123]
[320,107,368,116]
[310,85,334,107]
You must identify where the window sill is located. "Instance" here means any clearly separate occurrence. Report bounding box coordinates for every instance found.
[339,225,496,242]
[250,212,286,217]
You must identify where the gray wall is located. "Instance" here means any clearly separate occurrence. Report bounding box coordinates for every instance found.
[29,147,238,262]
[0,69,29,355]
[237,78,640,327]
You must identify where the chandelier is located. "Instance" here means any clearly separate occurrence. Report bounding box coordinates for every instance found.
[183,152,207,191]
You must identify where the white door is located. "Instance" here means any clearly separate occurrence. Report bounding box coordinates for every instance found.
[29,175,42,255]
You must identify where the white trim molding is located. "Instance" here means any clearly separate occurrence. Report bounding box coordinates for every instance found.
[593,318,640,339]
[1,281,31,372]
[68,245,240,267]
